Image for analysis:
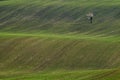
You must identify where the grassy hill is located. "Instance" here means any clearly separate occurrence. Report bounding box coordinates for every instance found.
[0,0,120,80]
[0,0,120,35]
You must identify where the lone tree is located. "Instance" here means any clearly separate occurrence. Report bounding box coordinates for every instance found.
[86,12,94,23]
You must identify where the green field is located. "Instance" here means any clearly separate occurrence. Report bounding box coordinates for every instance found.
[0,0,120,80]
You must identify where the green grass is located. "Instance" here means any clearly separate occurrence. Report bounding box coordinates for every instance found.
[0,0,120,35]
[1,33,120,79]
[0,32,120,42]
[0,0,120,80]
[0,33,120,71]
[1,69,120,80]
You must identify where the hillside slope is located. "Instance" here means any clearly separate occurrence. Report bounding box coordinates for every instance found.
[0,35,120,71]
[0,0,120,80]
[0,35,120,79]
[0,0,120,35]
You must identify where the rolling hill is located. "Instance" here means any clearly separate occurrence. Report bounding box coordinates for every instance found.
[0,0,120,35]
[0,0,120,80]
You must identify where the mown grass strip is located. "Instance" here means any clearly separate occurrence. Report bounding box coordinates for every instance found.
[0,32,120,42]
